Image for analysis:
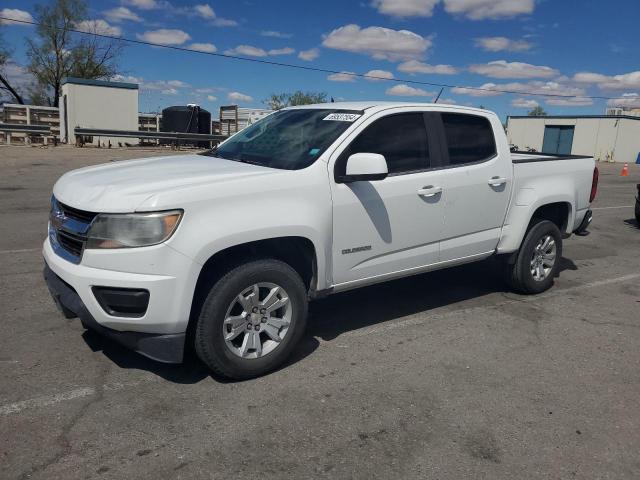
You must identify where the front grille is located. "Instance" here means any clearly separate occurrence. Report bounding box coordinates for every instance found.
[50,197,96,262]
[58,202,98,223]
[56,230,86,257]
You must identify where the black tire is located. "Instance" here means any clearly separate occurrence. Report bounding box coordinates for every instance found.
[635,200,640,226]
[194,259,308,380]
[505,219,563,294]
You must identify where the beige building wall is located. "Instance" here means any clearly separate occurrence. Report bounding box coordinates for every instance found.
[507,116,640,163]
[60,79,139,146]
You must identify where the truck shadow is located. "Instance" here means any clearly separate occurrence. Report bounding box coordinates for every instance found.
[80,256,577,383]
[307,257,576,342]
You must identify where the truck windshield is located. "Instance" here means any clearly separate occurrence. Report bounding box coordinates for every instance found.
[201,109,362,170]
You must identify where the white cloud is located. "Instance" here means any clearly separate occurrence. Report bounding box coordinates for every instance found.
[397,60,458,75]
[573,71,640,90]
[261,30,292,39]
[453,80,586,99]
[104,7,142,22]
[123,0,160,10]
[438,98,458,105]
[207,94,218,101]
[328,72,357,82]
[443,0,534,20]
[298,48,320,61]
[225,45,267,57]
[225,45,294,57]
[188,43,217,53]
[211,17,238,27]
[111,74,142,83]
[166,80,189,87]
[322,24,431,61]
[111,75,197,96]
[475,36,532,52]
[545,97,593,107]
[76,20,122,36]
[452,83,503,97]
[371,0,439,17]
[511,98,539,108]
[194,4,215,18]
[364,69,394,81]
[195,87,216,93]
[386,84,434,97]
[268,47,295,55]
[228,91,253,103]
[469,60,558,79]
[137,29,191,45]
[607,93,640,108]
[0,8,34,25]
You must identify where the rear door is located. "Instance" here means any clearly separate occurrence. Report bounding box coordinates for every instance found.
[435,112,513,261]
[330,110,446,286]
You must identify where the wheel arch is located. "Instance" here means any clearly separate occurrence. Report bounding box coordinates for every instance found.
[527,201,573,233]
[186,236,319,350]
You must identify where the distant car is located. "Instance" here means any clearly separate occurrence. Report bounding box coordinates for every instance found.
[636,184,640,225]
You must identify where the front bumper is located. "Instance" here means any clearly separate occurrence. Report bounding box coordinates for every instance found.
[42,236,201,363]
[44,264,185,362]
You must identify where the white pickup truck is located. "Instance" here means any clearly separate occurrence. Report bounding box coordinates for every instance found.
[44,102,598,379]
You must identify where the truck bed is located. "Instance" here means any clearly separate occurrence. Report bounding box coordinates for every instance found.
[511,151,592,163]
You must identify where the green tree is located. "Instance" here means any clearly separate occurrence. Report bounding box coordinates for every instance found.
[26,0,122,107]
[527,105,547,116]
[265,90,328,110]
[0,28,25,104]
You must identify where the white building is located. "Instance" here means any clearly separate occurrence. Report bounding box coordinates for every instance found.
[507,115,640,163]
[59,77,139,146]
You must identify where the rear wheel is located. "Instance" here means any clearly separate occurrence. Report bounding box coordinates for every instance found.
[195,259,308,380]
[505,219,562,294]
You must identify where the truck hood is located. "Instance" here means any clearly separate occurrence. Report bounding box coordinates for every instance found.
[53,154,278,212]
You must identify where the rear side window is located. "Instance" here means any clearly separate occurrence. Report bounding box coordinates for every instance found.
[339,113,430,175]
[441,113,496,165]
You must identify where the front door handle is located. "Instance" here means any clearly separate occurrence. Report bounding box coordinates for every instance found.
[417,185,443,197]
[488,176,507,186]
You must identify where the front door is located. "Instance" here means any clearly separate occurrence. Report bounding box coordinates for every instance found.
[330,111,446,287]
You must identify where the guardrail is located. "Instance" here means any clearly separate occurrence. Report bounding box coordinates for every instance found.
[0,123,57,146]
[74,127,227,148]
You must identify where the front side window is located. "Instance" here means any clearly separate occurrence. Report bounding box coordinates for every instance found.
[441,113,496,165]
[201,109,361,170]
[337,113,430,176]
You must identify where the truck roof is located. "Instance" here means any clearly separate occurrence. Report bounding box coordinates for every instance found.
[285,101,493,115]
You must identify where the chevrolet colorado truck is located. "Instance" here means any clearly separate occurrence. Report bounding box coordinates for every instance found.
[44,102,598,379]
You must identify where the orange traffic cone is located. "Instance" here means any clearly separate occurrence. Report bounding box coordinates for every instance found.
[621,163,629,177]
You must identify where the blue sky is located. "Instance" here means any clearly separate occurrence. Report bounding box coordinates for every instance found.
[2,0,640,120]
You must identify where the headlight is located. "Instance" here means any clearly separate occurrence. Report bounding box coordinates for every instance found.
[86,210,183,249]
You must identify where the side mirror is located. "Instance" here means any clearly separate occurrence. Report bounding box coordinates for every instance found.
[337,153,388,183]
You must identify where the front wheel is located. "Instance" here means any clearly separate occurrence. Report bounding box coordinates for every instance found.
[505,219,563,294]
[194,259,308,380]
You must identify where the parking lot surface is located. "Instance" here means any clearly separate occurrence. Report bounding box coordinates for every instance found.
[1,145,639,479]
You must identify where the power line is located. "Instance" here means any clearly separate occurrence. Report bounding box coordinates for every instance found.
[1,15,632,102]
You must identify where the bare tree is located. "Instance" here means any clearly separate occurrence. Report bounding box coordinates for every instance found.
[26,0,122,107]
[0,28,25,104]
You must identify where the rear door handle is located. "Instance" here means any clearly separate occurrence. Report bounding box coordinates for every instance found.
[488,176,507,186]
[417,185,442,197]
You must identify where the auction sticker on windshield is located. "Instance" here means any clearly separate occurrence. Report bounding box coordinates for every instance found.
[323,113,361,122]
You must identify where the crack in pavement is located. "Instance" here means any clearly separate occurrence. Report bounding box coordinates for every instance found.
[16,364,109,480]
